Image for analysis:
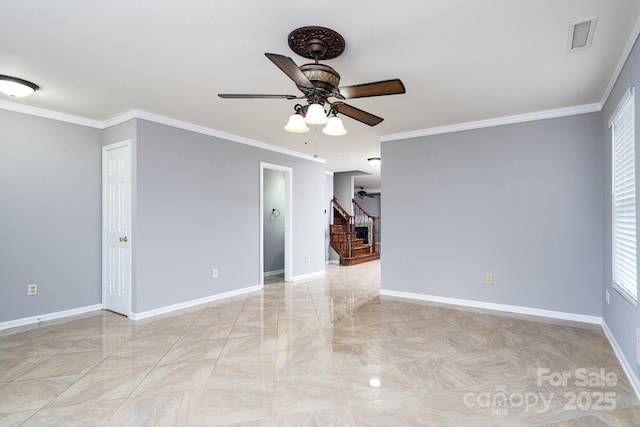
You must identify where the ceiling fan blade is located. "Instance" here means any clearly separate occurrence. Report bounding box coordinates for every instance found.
[218,94,298,99]
[339,79,405,99]
[334,103,383,126]
[265,53,315,90]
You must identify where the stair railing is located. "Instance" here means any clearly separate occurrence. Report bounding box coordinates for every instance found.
[331,196,354,258]
[352,197,380,254]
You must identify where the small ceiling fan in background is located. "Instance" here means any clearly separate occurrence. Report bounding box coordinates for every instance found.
[357,187,377,199]
[218,26,405,134]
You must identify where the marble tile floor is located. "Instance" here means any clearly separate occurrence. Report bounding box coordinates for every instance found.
[1,260,640,426]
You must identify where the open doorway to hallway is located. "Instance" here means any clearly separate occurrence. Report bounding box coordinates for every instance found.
[260,163,292,285]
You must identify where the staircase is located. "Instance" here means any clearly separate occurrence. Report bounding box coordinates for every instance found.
[330,196,380,266]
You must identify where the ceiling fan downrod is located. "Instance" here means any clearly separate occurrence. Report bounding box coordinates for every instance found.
[306,38,327,64]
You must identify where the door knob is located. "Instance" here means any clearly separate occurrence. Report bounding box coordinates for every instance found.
[119,236,128,242]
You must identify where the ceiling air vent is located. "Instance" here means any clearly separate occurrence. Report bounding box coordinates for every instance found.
[567,16,597,52]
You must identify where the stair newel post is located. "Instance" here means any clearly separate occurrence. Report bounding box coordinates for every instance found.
[372,219,377,253]
[347,217,353,259]
[329,199,334,227]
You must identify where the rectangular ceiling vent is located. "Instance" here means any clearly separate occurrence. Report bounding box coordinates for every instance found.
[567,16,597,52]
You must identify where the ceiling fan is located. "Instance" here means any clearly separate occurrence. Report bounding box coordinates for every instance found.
[218,26,405,129]
[357,187,377,199]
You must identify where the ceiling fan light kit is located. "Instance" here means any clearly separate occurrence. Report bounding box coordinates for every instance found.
[219,26,405,137]
[0,75,39,97]
[323,115,347,136]
[304,103,329,125]
[284,113,310,133]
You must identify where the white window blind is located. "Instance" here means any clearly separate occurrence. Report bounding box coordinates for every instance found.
[611,87,637,302]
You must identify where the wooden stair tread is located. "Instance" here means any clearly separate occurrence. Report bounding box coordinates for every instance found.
[340,252,380,266]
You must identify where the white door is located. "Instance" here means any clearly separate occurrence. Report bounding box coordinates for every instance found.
[102,141,132,316]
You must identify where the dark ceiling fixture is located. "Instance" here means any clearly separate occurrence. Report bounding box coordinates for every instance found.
[219,26,406,136]
[357,187,376,199]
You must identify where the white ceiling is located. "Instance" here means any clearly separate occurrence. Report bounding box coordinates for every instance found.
[2,0,640,189]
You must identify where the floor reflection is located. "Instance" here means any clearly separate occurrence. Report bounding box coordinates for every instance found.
[1,260,639,425]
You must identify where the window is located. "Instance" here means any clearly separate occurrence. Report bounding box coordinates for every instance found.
[611,87,637,303]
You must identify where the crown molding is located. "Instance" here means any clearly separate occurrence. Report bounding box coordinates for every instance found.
[0,100,103,128]
[101,110,137,128]
[0,98,603,159]
[601,15,640,108]
[0,102,325,164]
[379,16,640,144]
[104,110,326,164]
[381,103,602,142]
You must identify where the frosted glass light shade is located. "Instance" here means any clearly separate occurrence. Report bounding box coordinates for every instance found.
[304,103,328,125]
[322,116,347,136]
[284,113,310,133]
[0,75,39,97]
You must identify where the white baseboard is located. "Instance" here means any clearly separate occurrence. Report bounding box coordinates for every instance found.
[326,260,340,265]
[379,289,640,400]
[379,289,602,324]
[602,320,640,401]
[0,285,265,329]
[264,269,284,277]
[0,304,103,331]
[291,270,326,282]
[130,285,262,320]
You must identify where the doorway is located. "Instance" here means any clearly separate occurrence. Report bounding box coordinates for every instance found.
[260,163,292,285]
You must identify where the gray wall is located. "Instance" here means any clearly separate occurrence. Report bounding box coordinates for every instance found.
[333,172,355,214]
[358,194,380,217]
[263,168,285,274]
[0,110,102,322]
[602,37,640,380]
[381,112,604,316]
[133,119,325,313]
[1,113,325,322]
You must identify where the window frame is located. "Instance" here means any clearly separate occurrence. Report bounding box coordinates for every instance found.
[610,86,637,307]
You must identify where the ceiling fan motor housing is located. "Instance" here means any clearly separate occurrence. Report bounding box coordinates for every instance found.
[299,63,340,94]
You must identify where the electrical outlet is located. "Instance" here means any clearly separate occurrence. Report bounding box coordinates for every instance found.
[27,283,37,295]
[211,269,219,279]
[305,255,310,263]
[484,274,493,285]
[606,289,610,304]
